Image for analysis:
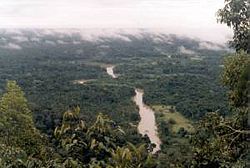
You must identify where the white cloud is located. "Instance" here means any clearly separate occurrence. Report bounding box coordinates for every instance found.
[198,42,224,50]
[45,40,56,45]
[179,46,196,55]
[30,37,40,42]
[11,36,29,42]
[0,42,22,49]
[57,40,68,44]
[0,0,232,43]
[0,37,7,42]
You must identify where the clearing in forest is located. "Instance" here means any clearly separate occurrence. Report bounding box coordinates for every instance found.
[152,105,194,133]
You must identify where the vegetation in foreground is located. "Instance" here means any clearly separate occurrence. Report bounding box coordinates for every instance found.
[0,0,249,167]
[0,81,155,167]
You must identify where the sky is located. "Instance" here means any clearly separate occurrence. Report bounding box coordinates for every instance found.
[0,0,232,43]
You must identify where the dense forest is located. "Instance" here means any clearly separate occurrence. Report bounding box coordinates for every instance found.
[0,0,249,167]
[0,30,229,133]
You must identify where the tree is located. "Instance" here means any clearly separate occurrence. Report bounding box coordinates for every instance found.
[190,1,250,167]
[54,107,156,167]
[191,111,249,167]
[108,143,156,168]
[217,0,250,53]
[0,81,44,155]
[222,51,250,107]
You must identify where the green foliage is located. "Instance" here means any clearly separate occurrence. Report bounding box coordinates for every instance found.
[154,109,193,168]
[222,51,250,107]
[53,107,154,167]
[190,2,250,167]
[108,143,156,168]
[191,110,249,167]
[217,0,250,53]
[0,81,31,115]
[54,108,123,166]
[0,143,28,168]
[0,31,229,133]
[0,30,233,167]
[0,105,155,168]
[0,81,44,155]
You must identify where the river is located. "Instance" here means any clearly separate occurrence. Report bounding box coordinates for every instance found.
[106,66,161,153]
[133,89,161,153]
[106,66,117,78]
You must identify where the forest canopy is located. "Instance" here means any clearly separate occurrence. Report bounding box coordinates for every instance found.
[0,0,249,167]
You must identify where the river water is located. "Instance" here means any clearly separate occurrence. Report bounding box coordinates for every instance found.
[106,66,161,153]
[133,89,161,153]
[106,66,117,78]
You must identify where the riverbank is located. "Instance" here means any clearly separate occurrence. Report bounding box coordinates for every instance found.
[133,89,161,153]
[106,66,161,153]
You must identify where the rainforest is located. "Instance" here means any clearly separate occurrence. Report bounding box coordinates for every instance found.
[0,0,249,167]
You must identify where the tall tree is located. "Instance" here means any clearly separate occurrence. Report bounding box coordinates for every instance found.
[0,81,43,155]
[191,1,250,167]
[217,0,250,53]
[222,51,249,107]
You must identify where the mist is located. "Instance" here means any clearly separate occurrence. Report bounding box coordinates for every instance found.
[0,0,232,43]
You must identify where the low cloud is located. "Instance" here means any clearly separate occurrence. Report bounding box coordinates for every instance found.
[179,46,196,55]
[0,42,22,50]
[45,40,56,45]
[11,36,29,42]
[30,37,40,42]
[57,40,68,44]
[198,42,223,50]
[0,0,232,43]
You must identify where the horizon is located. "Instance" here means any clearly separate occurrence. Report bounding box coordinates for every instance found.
[0,27,231,44]
[0,0,232,43]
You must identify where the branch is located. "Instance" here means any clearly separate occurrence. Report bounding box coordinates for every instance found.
[216,124,250,134]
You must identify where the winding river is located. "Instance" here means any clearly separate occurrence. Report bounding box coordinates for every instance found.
[106,66,161,153]
[133,89,161,153]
